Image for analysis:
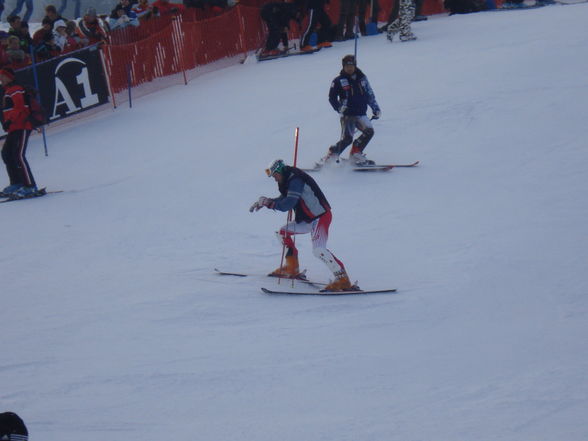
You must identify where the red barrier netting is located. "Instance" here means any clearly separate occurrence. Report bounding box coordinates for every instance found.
[104,19,184,93]
[103,0,448,96]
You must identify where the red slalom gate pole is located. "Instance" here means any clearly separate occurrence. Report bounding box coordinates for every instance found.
[278,127,300,286]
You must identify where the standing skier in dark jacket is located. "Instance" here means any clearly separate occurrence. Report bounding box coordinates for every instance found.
[324,54,381,166]
[299,0,333,51]
[250,159,354,291]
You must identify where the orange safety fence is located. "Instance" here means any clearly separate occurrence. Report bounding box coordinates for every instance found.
[103,0,449,95]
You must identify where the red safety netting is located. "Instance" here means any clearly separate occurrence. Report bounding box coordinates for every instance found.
[103,0,450,96]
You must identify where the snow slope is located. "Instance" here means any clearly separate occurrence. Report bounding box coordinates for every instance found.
[2,5,588,441]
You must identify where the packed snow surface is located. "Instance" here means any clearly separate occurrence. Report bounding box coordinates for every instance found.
[2,4,588,441]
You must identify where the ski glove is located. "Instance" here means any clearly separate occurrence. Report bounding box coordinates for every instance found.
[372,110,381,120]
[249,196,275,212]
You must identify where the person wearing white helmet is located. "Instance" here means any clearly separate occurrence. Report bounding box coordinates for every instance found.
[250,159,353,291]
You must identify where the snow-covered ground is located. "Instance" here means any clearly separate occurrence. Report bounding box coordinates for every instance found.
[2,4,588,441]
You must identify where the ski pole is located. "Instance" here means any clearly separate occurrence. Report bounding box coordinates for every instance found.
[29,46,48,156]
[278,127,300,285]
[354,16,359,59]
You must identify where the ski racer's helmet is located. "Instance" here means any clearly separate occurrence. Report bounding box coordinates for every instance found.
[266,159,286,177]
[342,54,356,67]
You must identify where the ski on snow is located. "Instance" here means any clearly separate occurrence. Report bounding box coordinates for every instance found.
[215,270,397,295]
[261,287,397,295]
[214,268,327,286]
[302,160,419,173]
[0,188,63,203]
[257,47,321,62]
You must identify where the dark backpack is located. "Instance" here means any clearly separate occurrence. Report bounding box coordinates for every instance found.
[24,86,47,128]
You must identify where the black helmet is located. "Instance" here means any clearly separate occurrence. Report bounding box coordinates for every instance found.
[342,54,356,67]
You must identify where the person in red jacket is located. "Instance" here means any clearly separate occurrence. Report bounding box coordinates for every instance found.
[76,7,108,45]
[0,67,37,198]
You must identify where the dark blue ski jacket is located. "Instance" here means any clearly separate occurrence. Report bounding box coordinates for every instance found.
[328,68,380,116]
[271,166,330,223]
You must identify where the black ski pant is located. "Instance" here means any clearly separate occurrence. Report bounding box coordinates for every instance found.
[261,9,289,51]
[329,115,374,155]
[2,129,35,187]
[263,20,288,51]
[300,6,333,46]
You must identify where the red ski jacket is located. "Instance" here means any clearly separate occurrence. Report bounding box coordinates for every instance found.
[2,82,32,132]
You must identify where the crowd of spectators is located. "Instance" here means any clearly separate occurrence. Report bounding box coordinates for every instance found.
[0,0,232,70]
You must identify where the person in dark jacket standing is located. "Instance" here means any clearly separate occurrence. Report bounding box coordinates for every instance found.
[250,159,354,291]
[324,54,381,166]
[299,0,333,51]
[0,68,37,198]
[260,2,302,57]
[0,411,28,441]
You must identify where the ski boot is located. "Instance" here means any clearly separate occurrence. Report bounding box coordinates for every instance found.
[400,33,417,42]
[269,255,304,279]
[1,183,23,197]
[11,185,38,199]
[318,148,340,168]
[349,148,375,166]
[322,270,353,292]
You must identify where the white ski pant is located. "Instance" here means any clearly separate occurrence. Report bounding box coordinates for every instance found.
[278,211,346,275]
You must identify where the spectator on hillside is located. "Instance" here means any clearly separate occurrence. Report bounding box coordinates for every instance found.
[5,35,30,69]
[44,4,68,25]
[76,7,108,45]
[413,0,428,20]
[386,0,417,41]
[33,17,54,47]
[109,0,140,30]
[152,0,186,16]
[7,15,22,38]
[260,2,302,57]
[16,20,33,53]
[67,19,88,47]
[6,15,31,52]
[335,0,355,41]
[0,69,38,198]
[133,0,155,20]
[299,0,333,51]
[369,0,380,30]
[0,32,10,67]
[52,20,67,50]
[34,32,61,61]
[355,0,370,35]
[53,19,81,53]
[8,0,33,23]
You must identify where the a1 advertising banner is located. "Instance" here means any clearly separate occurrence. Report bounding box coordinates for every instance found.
[1,45,109,137]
